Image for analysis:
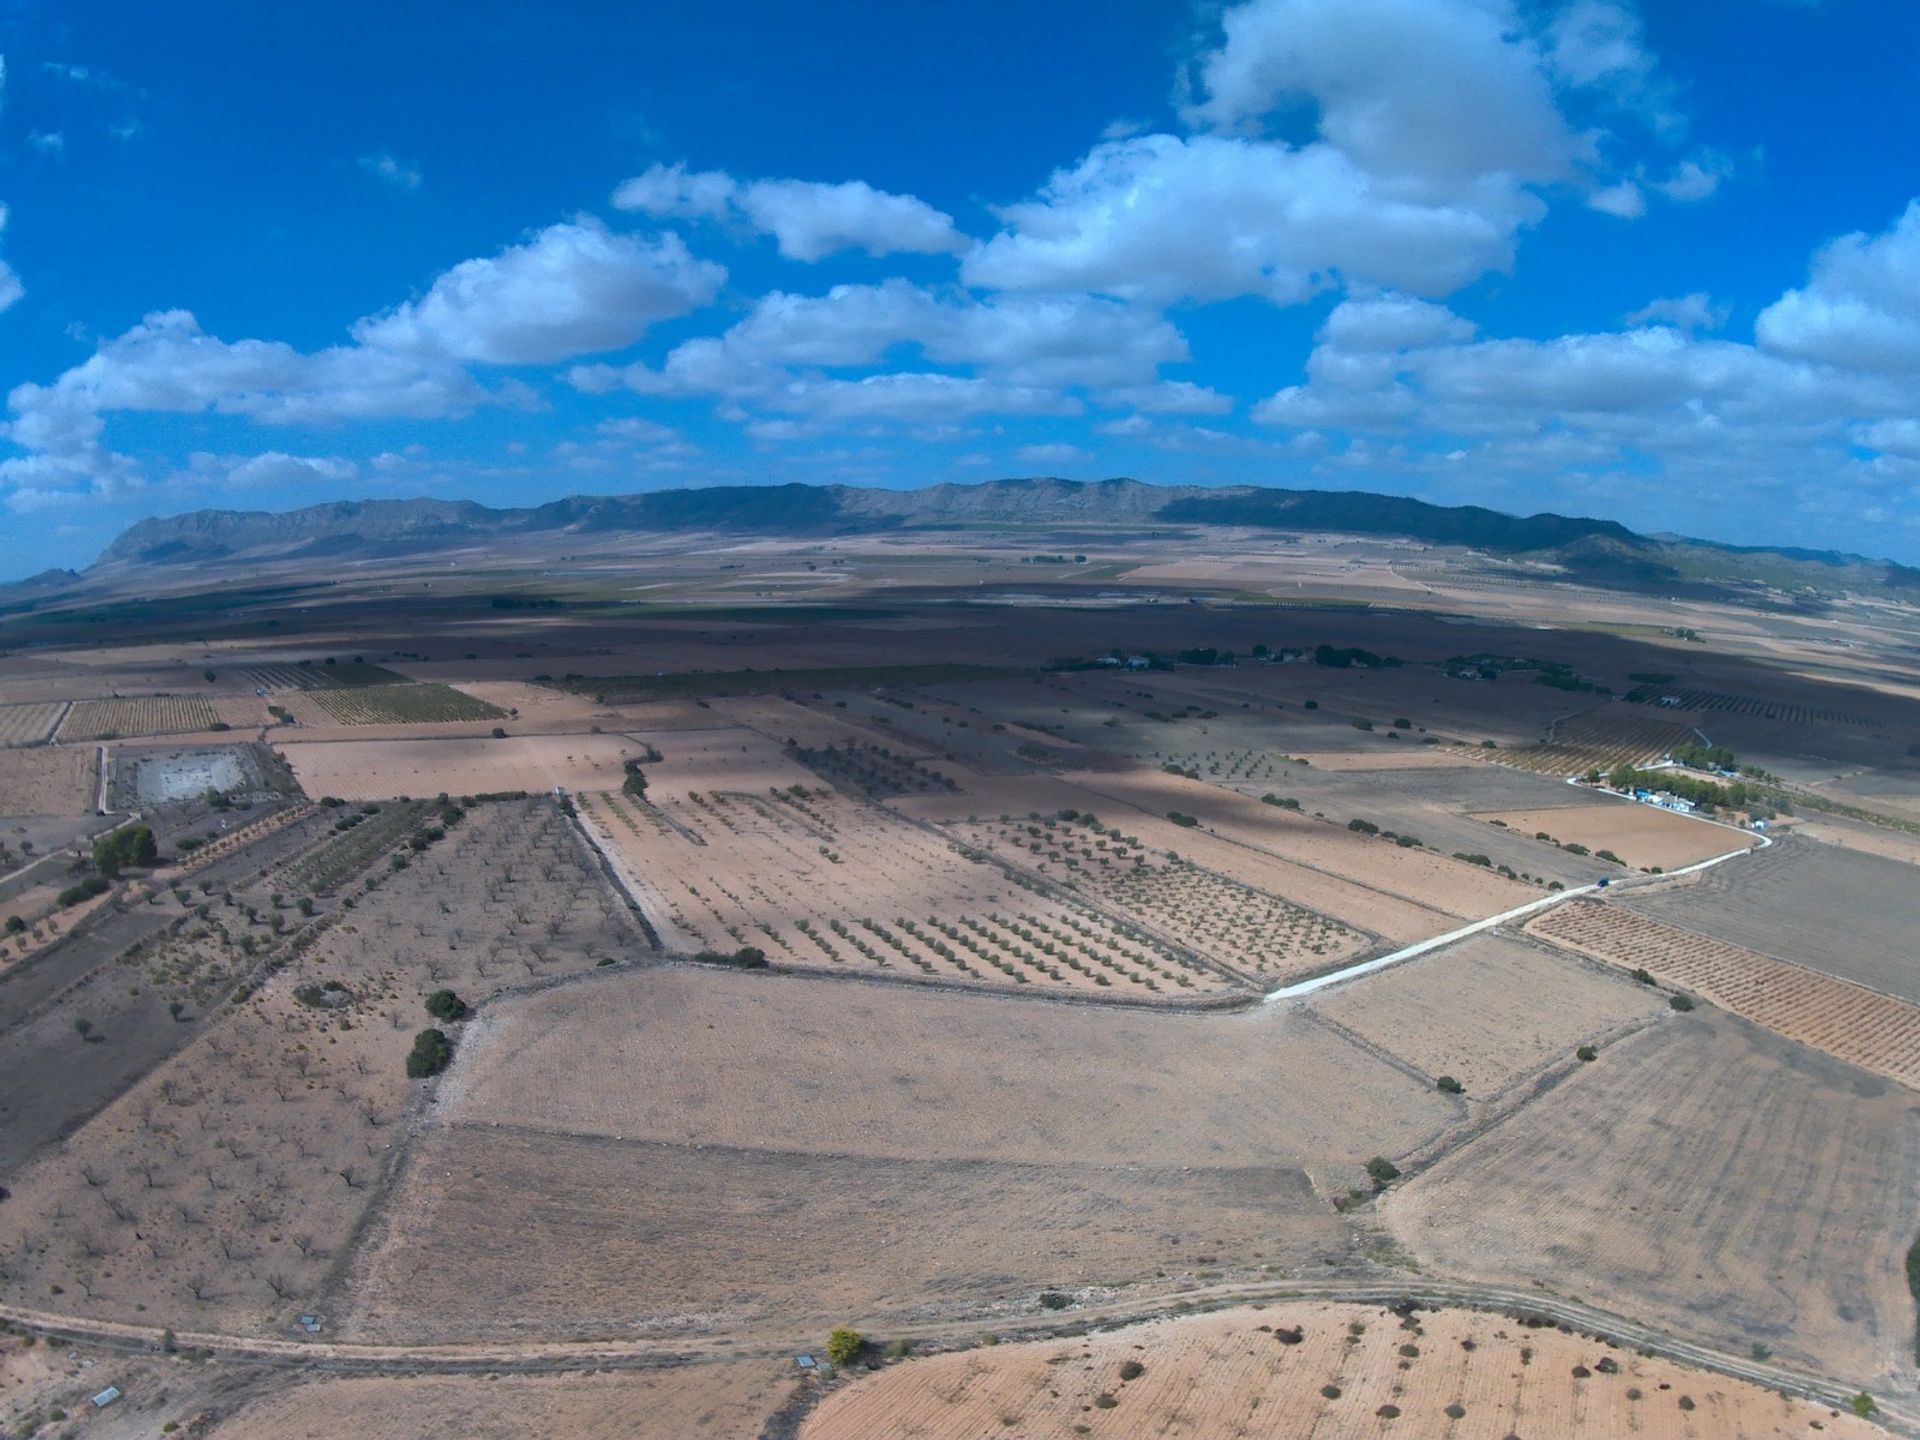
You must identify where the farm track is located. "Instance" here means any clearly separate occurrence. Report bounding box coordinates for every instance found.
[2,1276,1910,1432]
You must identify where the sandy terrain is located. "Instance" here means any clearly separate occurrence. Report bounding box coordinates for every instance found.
[0,745,96,816]
[277,732,651,800]
[1385,1012,1920,1388]
[1285,748,1491,770]
[0,701,64,747]
[803,1301,1887,1440]
[1472,800,1744,871]
[1529,899,1920,1088]
[208,1361,799,1440]
[1306,933,1667,1096]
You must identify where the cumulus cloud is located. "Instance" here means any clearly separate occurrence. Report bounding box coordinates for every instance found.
[189,450,361,490]
[1015,442,1091,467]
[359,151,422,190]
[353,220,724,365]
[568,278,1214,424]
[613,163,964,261]
[1756,199,1920,372]
[1586,180,1646,219]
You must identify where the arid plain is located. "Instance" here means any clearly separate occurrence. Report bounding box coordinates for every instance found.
[2,520,1919,1438]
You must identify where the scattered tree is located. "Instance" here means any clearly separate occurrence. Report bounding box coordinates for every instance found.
[405,1028,453,1078]
[825,1326,863,1367]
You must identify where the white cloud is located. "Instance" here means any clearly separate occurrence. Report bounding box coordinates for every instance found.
[1183,0,1580,189]
[613,163,963,261]
[1756,199,1920,372]
[1586,180,1646,219]
[0,204,21,314]
[965,133,1543,304]
[1542,1,1679,133]
[1015,442,1090,467]
[1624,292,1727,331]
[29,130,65,156]
[1655,151,1730,203]
[353,220,723,365]
[190,450,361,489]
[359,151,422,190]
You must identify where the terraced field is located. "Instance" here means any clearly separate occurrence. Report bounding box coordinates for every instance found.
[1500,707,1695,777]
[1529,899,1920,1088]
[57,695,217,740]
[305,682,506,725]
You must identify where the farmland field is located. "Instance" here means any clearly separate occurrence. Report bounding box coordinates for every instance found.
[1471,798,1741,871]
[238,659,410,690]
[56,694,217,739]
[1499,707,1695,776]
[301,682,507,725]
[0,701,63,747]
[1385,1012,1920,1388]
[1621,836,1920,1002]
[803,1301,1885,1440]
[1305,932,1666,1097]
[0,745,94,814]
[1528,898,1920,1087]
[279,732,647,800]
[579,785,1242,997]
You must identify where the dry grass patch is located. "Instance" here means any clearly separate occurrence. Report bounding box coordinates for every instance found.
[0,701,64,747]
[0,745,96,816]
[279,733,650,802]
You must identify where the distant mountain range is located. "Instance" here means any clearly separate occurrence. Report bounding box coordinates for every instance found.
[70,478,1920,597]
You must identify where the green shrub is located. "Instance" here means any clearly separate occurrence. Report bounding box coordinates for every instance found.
[1365,1156,1400,1189]
[59,876,111,907]
[1852,1393,1876,1417]
[1119,1360,1144,1381]
[1669,994,1695,1012]
[1320,1384,1341,1399]
[405,1028,453,1079]
[424,989,470,1022]
[825,1327,862,1367]
[1436,1075,1463,1095]
[1576,1045,1598,1062]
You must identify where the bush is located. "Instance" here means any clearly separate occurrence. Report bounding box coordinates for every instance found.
[4,915,23,933]
[1347,818,1379,835]
[424,989,470,1022]
[1669,994,1695,1012]
[1365,1156,1400,1189]
[1320,1384,1341,1399]
[405,1028,453,1079]
[1038,1291,1072,1310]
[1852,1393,1876,1417]
[490,726,508,739]
[1119,1359,1145,1381]
[1631,967,1653,985]
[1167,811,1199,828]
[1436,1075,1463,1095]
[1576,1045,1598,1062]
[825,1327,862,1367]
[692,946,768,969]
[59,875,111,907]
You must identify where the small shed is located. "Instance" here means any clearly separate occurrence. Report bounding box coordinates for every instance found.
[91,1387,121,1409]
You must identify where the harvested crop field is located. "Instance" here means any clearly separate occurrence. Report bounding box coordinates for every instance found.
[209,1362,797,1440]
[1528,899,1920,1088]
[56,694,216,740]
[1621,837,1920,1002]
[1384,1012,1920,1387]
[1472,799,1741,871]
[298,681,507,725]
[278,732,650,801]
[344,1128,1347,1345]
[1305,933,1666,1096]
[0,744,95,815]
[802,1300,1886,1440]
[445,966,1453,1169]
[0,701,63,747]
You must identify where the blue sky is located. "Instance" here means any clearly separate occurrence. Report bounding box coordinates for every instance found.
[2,0,1920,577]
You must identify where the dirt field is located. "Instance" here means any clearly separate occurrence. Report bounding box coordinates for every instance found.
[1384,1012,1920,1389]
[0,744,96,815]
[1499,706,1696,776]
[1528,899,1920,1088]
[208,1362,799,1440]
[446,966,1452,1169]
[803,1301,1888,1439]
[0,701,63,746]
[341,965,1452,1344]
[277,732,650,800]
[1305,933,1667,1097]
[1621,836,1920,1002]
[1472,799,1743,871]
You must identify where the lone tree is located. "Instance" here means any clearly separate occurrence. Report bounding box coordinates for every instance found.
[623,760,649,798]
[406,1028,454,1078]
[424,989,470,1022]
[91,823,157,877]
[1365,1156,1401,1190]
[825,1327,863,1367]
